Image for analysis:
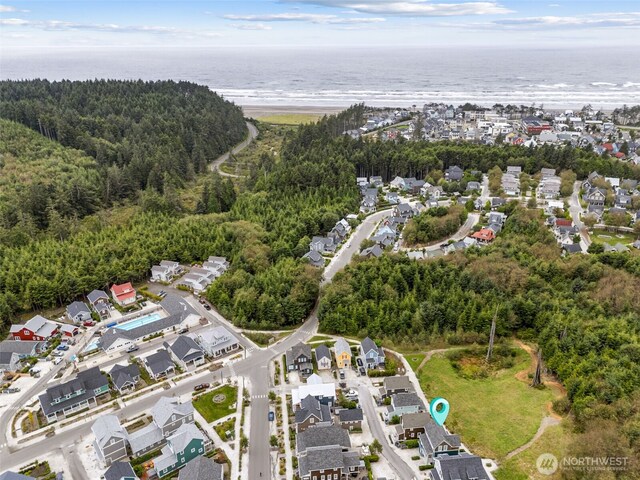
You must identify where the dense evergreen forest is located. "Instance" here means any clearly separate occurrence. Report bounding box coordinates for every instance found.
[319,207,640,462]
[403,205,468,245]
[0,80,247,239]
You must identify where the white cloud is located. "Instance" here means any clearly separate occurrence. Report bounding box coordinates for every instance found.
[0,4,29,12]
[224,12,385,24]
[494,12,640,28]
[279,1,513,16]
[230,23,273,30]
[0,17,223,36]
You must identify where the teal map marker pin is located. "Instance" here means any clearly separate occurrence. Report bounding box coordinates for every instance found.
[429,397,450,426]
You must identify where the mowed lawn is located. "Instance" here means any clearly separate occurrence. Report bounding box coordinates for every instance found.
[193,385,238,423]
[415,348,554,460]
[405,353,426,372]
[256,113,321,125]
[590,229,637,246]
[494,421,575,480]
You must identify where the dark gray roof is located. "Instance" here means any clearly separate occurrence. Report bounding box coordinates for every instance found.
[314,344,331,361]
[339,408,363,422]
[0,340,43,356]
[0,472,36,480]
[360,337,379,355]
[303,250,324,264]
[103,461,137,480]
[563,243,582,254]
[178,455,222,480]
[360,245,384,258]
[109,363,140,390]
[87,289,109,304]
[420,416,461,455]
[160,294,198,319]
[298,446,344,476]
[67,301,91,318]
[168,336,204,362]
[39,366,109,416]
[297,425,351,453]
[435,454,488,480]
[383,376,413,392]
[392,392,424,409]
[295,395,331,424]
[286,342,312,367]
[145,349,174,376]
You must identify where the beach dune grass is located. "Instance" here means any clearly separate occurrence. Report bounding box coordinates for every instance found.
[193,385,238,423]
[414,348,555,460]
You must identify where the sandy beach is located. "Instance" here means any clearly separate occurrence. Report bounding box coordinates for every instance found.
[241,104,345,118]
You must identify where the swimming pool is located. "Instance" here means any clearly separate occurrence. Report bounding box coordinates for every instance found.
[83,341,99,353]
[116,312,163,331]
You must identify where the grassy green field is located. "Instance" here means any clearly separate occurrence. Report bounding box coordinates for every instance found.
[309,335,332,343]
[413,347,555,460]
[590,229,637,246]
[255,113,322,125]
[193,385,238,423]
[494,421,575,480]
[405,353,426,371]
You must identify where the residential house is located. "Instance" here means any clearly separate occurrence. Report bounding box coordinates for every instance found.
[501,173,520,196]
[92,414,129,466]
[360,245,384,259]
[563,243,583,255]
[310,236,336,255]
[394,412,430,443]
[466,181,481,191]
[333,338,352,369]
[306,373,323,385]
[295,395,333,433]
[303,250,325,268]
[152,397,195,437]
[385,192,399,204]
[292,383,337,408]
[445,166,464,182]
[60,324,80,337]
[165,336,205,370]
[338,408,363,431]
[191,326,239,358]
[298,446,363,480]
[0,473,35,480]
[581,171,603,191]
[390,176,406,189]
[151,260,181,282]
[0,340,44,360]
[360,195,377,214]
[429,454,489,480]
[538,175,561,199]
[583,187,606,207]
[103,462,138,480]
[370,232,395,248]
[470,228,495,244]
[356,177,368,186]
[506,166,522,175]
[296,424,351,454]
[380,376,414,399]
[38,366,110,423]
[286,343,313,375]
[0,352,22,374]
[360,337,385,370]
[384,392,425,422]
[154,423,206,478]
[178,456,223,480]
[144,349,175,380]
[127,423,165,458]
[394,203,415,219]
[109,363,141,393]
[422,185,444,199]
[175,271,212,293]
[488,212,507,226]
[491,198,507,209]
[418,416,462,464]
[369,176,383,188]
[66,301,92,323]
[88,290,111,318]
[314,344,331,370]
[202,257,229,278]
[10,315,59,341]
[111,283,137,307]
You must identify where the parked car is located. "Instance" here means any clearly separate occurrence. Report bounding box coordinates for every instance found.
[194,383,209,392]
[345,389,358,399]
[158,291,167,298]
[199,298,206,304]
[83,320,96,327]
[2,388,20,394]
[268,411,275,422]
[53,358,63,365]
[126,345,139,353]
[52,351,64,357]
[203,304,211,311]
[339,369,345,380]
[356,358,363,367]
[56,345,69,351]
[178,327,189,334]
[359,367,366,376]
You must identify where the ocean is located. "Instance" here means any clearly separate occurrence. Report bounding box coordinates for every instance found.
[1,46,639,110]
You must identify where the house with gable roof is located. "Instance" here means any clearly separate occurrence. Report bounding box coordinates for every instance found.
[154,423,207,478]
[111,282,137,307]
[10,315,59,341]
[360,337,385,369]
[92,414,129,466]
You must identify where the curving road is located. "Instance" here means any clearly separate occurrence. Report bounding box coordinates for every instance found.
[210,121,259,177]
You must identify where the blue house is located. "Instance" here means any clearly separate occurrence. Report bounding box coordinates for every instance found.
[359,337,385,370]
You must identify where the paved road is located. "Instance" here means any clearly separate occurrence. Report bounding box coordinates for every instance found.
[210,121,259,177]
[569,180,591,250]
[358,385,417,480]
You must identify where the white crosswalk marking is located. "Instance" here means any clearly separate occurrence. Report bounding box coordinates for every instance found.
[251,394,268,399]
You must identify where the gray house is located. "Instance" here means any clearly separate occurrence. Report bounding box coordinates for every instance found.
[191,326,239,358]
[302,250,325,268]
[0,352,22,373]
[285,342,313,375]
[178,456,223,480]
[66,301,92,323]
[429,454,488,480]
[384,392,425,421]
[103,462,138,480]
[296,424,351,455]
[87,289,111,318]
[109,363,141,393]
[418,416,462,464]
[144,350,175,380]
[314,344,331,370]
[360,337,385,369]
[92,414,129,466]
[165,336,205,369]
[295,395,332,433]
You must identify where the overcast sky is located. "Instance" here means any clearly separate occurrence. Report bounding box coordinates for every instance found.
[1,0,640,49]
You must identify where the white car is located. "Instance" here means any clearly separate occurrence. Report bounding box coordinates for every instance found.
[53,358,63,365]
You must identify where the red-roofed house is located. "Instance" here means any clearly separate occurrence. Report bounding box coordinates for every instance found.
[554,218,573,228]
[110,283,137,307]
[602,143,614,152]
[10,315,59,341]
[471,228,496,244]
